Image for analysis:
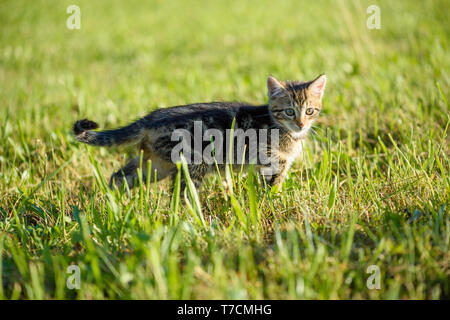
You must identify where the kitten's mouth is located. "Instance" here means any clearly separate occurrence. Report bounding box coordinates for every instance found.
[276,119,308,137]
[289,126,309,139]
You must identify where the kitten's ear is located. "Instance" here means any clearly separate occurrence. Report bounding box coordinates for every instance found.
[267,76,285,98]
[308,74,327,100]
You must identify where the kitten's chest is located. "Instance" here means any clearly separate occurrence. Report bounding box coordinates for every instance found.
[278,137,303,166]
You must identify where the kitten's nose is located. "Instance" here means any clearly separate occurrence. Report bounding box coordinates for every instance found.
[298,122,304,129]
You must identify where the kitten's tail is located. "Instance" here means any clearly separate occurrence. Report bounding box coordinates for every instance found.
[73,118,144,147]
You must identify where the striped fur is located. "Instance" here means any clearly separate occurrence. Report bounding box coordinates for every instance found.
[73,74,326,192]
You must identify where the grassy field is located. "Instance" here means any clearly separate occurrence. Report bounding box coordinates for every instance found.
[0,0,449,299]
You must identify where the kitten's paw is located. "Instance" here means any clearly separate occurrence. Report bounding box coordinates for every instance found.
[109,173,127,190]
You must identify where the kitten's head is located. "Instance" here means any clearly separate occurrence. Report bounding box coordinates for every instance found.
[267,74,326,138]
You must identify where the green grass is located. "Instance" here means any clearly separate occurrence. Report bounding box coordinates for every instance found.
[0,0,449,299]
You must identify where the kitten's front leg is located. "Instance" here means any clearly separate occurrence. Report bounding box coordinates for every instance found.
[260,158,288,190]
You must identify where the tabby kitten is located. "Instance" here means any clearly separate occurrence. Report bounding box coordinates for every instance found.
[73,74,326,192]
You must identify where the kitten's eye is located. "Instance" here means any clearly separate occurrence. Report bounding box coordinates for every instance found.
[284,108,295,117]
[305,108,314,116]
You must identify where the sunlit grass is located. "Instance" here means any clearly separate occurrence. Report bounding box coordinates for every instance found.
[0,0,449,299]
